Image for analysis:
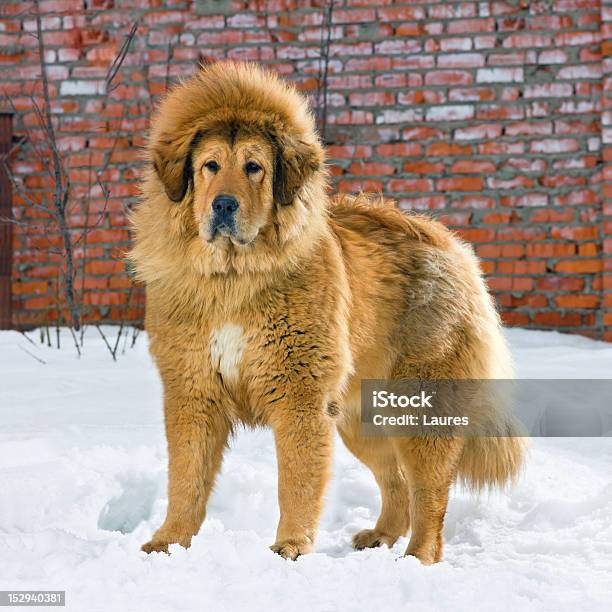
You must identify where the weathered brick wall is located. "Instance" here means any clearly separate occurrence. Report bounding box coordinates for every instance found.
[1,0,610,339]
[603,0,612,338]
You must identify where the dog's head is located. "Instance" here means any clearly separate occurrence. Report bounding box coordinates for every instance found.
[136,62,326,278]
[153,124,321,246]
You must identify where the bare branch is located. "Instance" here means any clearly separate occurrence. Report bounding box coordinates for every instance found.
[0,216,51,232]
[68,325,82,358]
[8,12,142,343]
[0,136,27,163]
[111,282,134,357]
[106,21,139,93]
[1,91,49,169]
[320,0,334,143]
[19,330,37,347]
[95,324,117,362]
[164,39,174,93]
[34,0,81,331]
[130,326,141,349]
[1,159,54,214]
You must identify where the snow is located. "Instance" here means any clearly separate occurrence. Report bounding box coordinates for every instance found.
[1,327,611,612]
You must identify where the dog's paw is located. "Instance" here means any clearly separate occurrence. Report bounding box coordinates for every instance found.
[141,531,192,555]
[404,541,441,565]
[352,528,398,550]
[141,539,170,554]
[270,538,313,560]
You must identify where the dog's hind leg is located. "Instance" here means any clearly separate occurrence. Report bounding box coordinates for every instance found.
[338,417,411,550]
[392,436,464,564]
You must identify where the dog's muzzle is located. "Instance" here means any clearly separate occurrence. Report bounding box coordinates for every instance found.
[210,194,239,238]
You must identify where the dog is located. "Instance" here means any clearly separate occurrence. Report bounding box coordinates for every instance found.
[130,61,524,565]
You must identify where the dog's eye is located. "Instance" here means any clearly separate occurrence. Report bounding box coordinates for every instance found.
[204,160,220,173]
[245,161,262,175]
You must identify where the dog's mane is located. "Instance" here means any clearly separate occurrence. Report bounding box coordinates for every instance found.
[149,61,319,156]
[130,62,330,286]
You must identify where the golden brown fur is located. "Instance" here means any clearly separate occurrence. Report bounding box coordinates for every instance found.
[130,61,524,565]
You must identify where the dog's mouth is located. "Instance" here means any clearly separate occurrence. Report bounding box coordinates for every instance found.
[206,225,256,247]
[210,223,233,240]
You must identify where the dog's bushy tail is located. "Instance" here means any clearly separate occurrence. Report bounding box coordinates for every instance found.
[457,430,526,491]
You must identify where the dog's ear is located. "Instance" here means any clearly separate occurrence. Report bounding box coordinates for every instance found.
[151,131,201,203]
[271,132,322,206]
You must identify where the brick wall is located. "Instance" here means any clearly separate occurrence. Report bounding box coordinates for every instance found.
[1,0,610,339]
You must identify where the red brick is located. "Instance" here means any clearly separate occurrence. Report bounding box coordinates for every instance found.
[332,8,376,23]
[403,161,444,174]
[489,176,535,189]
[551,226,599,240]
[554,190,598,207]
[536,277,585,292]
[478,141,525,155]
[337,179,384,192]
[395,23,426,37]
[377,7,425,21]
[555,31,600,46]
[425,70,473,86]
[497,261,547,275]
[455,228,496,242]
[555,260,603,274]
[403,128,445,141]
[534,312,582,327]
[12,281,49,296]
[376,143,422,157]
[328,145,372,159]
[527,243,577,257]
[349,92,395,106]
[447,19,495,34]
[540,175,586,189]
[426,143,472,157]
[387,179,433,193]
[578,243,599,257]
[85,261,125,275]
[348,162,395,176]
[501,193,548,208]
[23,297,55,310]
[437,177,484,192]
[555,295,600,309]
[503,33,553,48]
[450,160,496,174]
[481,213,513,224]
[502,312,531,326]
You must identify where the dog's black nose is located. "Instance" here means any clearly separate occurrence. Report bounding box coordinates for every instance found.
[212,195,239,215]
[210,195,239,236]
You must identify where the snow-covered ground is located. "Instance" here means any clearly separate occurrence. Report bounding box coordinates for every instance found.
[1,327,611,612]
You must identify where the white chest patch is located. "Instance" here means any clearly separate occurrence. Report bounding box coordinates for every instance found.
[209,324,245,383]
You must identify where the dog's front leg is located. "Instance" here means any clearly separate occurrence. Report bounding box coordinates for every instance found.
[269,405,334,560]
[142,395,230,554]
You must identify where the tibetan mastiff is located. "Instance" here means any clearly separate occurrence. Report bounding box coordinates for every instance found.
[130,61,524,564]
